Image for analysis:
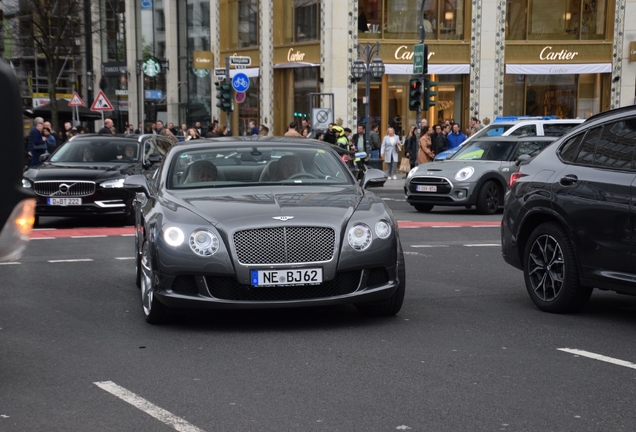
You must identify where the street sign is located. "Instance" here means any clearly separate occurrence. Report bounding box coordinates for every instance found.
[115,89,128,96]
[413,44,425,75]
[311,108,333,131]
[214,68,227,77]
[68,92,84,107]
[235,91,246,104]
[144,90,163,100]
[229,56,251,67]
[232,73,250,93]
[90,90,114,111]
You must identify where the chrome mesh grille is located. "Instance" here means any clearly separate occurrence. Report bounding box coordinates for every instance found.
[34,181,96,197]
[233,227,336,265]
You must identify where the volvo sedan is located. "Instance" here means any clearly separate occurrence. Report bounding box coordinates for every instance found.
[124,137,404,324]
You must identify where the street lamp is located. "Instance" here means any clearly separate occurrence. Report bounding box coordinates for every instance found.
[351,42,384,155]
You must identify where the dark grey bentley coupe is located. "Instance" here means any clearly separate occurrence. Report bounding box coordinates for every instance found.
[124,137,404,324]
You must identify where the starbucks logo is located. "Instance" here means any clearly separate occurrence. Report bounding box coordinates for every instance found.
[142,57,161,77]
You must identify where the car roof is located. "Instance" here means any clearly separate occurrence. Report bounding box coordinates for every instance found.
[487,119,584,126]
[171,136,336,151]
[581,104,636,125]
[468,136,558,143]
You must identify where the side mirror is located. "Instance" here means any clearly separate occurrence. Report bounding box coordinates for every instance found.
[361,168,388,189]
[144,154,163,168]
[515,154,531,166]
[124,174,151,197]
[39,153,50,163]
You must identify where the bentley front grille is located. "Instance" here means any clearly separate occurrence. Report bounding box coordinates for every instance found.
[34,181,96,197]
[233,227,336,265]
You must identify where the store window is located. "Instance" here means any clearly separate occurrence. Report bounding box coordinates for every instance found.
[506,0,607,40]
[177,0,212,127]
[503,73,602,118]
[238,77,260,135]
[104,0,126,62]
[139,0,167,126]
[238,0,259,48]
[358,0,465,40]
[293,68,319,120]
[282,0,320,43]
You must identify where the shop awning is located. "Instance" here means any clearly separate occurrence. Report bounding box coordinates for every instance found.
[229,68,260,78]
[505,63,612,75]
[384,64,471,75]
[273,62,320,69]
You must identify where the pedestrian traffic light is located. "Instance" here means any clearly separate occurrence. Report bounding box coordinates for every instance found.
[423,77,438,111]
[215,82,233,112]
[408,78,422,112]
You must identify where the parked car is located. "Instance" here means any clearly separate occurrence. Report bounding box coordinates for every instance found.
[22,134,174,225]
[404,136,556,214]
[502,105,636,313]
[125,137,404,324]
[434,117,584,161]
[0,59,35,261]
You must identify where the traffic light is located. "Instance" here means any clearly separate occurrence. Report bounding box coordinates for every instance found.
[408,78,422,112]
[423,77,438,111]
[215,82,233,112]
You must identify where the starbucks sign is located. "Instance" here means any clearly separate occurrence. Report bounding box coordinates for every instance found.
[142,57,161,77]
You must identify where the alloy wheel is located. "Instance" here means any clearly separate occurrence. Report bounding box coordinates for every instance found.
[485,184,499,212]
[140,242,153,316]
[527,234,565,302]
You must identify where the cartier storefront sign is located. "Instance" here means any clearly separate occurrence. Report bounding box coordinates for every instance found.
[193,51,213,70]
[380,43,470,64]
[506,43,612,64]
[274,44,320,65]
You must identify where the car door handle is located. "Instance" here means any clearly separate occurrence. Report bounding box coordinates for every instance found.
[560,174,578,186]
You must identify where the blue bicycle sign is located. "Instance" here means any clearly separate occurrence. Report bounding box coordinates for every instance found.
[232,73,250,93]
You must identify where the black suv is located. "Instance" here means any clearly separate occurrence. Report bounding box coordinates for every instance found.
[502,106,636,313]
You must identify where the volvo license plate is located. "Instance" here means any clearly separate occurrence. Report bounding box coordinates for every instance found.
[47,198,82,206]
[251,268,323,287]
[416,185,437,192]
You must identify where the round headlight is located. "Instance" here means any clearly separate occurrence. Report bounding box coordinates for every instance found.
[347,223,373,251]
[455,166,475,181]
[189,230,220,256]
[22,179,32,188]
[163,226,185,247]
[375,220,392,239]
[407,167,418,179]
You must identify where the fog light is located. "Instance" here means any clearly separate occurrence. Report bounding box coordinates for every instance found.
[458,191,465,198]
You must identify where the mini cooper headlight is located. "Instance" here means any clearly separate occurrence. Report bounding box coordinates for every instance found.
[347,223,373,251]
[163,226,185,247]
[22,179,32,188]
[101,178,125,188]
[407,167,418,179]
[189,229,220,257]
[375,220,392,239]
[454,166,475,181]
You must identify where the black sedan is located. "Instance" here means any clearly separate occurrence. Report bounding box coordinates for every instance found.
[124,137,404,324]
[22,134,173,225]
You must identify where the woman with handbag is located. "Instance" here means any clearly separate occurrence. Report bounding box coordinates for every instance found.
[418,126,435,165]
[380,127,400,180]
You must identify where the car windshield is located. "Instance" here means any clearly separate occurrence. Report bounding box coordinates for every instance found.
[451,140,514,161]
[169,145,355,189]
[50,139,141,164]
[471,124,516,139]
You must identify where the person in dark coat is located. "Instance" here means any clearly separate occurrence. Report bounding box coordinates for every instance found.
[404,125,418,172]
[28,121,47,167]
[98,118,114,134]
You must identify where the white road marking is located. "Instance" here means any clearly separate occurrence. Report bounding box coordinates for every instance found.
[47,259,94,263]
[463,244,501,247]
[71,235,108,239]
[558,348,636,370]
[31,237,55,240]
[431,226,461,228]
[121,234,135,237]
[403,252,419,255]
[94,381,205,432]
[0,262,20,266]
[469,225,499,228]
[410,245,449,248]
[33,228,57,231]
[115,257,135,260]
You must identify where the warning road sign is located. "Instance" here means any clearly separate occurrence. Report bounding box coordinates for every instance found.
[68,92,85,107]
[90,90,114,111]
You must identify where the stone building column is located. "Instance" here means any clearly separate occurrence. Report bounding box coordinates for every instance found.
[613,0,634,108]
[210,0,220,122]
[260,0,274,130]
[125,0,139,127]
[476,0,503,123]
[164,0,179,123]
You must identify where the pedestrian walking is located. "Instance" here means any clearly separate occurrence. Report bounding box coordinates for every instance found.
[381,127,401,180]
[447,123,467,149]
[98,118,115,135]
[28,120,47,167]
[418,126,435,165]
[404,125,418,173]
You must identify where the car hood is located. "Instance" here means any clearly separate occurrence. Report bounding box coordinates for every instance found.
[24,162,137,181]
[412,160,503,176]
[165,185,364,230]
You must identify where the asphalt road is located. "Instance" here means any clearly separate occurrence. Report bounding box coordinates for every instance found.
[2,180,636,431]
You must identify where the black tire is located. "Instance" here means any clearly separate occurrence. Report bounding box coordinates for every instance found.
[414,204,434,213]
[523,222,592,313]
[476,180,501,215]
[135,235,142,288]
[356,249,406,317]
[140,240,169,324]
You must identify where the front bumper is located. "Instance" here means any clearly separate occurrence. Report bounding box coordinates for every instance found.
[153,266,398,310]
[33,190,133,218]
[404,176,477,207]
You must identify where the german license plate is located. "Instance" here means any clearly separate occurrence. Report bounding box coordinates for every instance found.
[47,198,82,206]
[416,185,437,192]
[251,268,323,287]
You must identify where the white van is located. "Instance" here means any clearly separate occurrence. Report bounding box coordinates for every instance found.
[434,116,585,160]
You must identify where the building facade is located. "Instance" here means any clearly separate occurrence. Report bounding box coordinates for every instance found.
[15,0,633,135]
